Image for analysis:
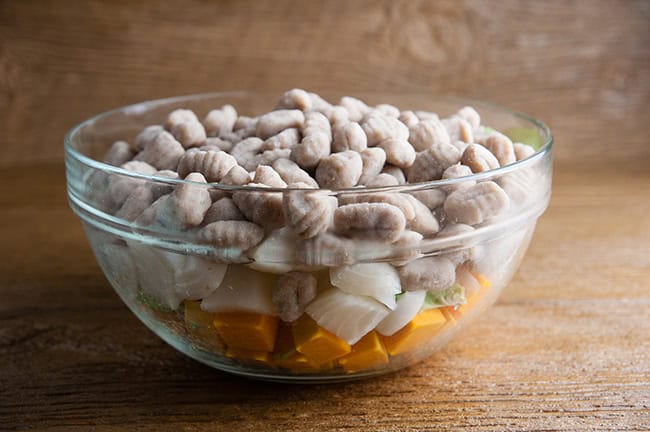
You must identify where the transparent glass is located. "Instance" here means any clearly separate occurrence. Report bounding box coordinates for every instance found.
[65,92,553,382]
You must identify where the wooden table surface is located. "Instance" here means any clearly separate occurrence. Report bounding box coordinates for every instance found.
[1,1,649,430]
[2,161,649,431]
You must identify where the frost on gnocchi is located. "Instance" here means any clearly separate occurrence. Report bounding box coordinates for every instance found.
[72,89,551,380]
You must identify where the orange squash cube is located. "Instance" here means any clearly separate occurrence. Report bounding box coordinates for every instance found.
[274,322,332,372]
[292,315,351,363]
[381,308,448,356]
[338,331,389,373]
[213,312,278,352]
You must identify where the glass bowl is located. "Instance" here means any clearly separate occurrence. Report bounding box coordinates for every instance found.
[65,92,552,383]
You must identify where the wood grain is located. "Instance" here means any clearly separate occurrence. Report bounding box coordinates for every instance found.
[1,1,649,430]
[0,0,649,167]
[1,163,649,431]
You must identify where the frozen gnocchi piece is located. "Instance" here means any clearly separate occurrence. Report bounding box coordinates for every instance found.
[398,110,419,128]
[364,173,400,187]
[253,165,287,188]
[137,172,212,229]
[398,257,456,293]
[232,183,285,230]
[403,195,439,236]
[408,140,462,183]
[442,116,473,144]
[408,118,450,152]
[272,271,318,322]
[339,96,371,122]
[358,147,387,185]
[376,138,416,169]
[275,88,313,111]
[171,119,207,148]
[256,109,305,139]
[484,131,516,166]
[331,121,367,153]
[199,220,265,251]
[514,142,536,160]
[456,106,481,130]
[291,111,332,169]
[272,158,319,188]
[262,127,301,151]
[334,202,406,243]
[444,181,510,225]
[134,125,165,151]
[202,198,245,224]
[339,192,416,222]
[408,189,446,210]
[164,109,198,131]
[133,131,185,171]
[362,112,409,146]
[283,188,337,239]
[315,151,363,189]
[177,150,238,182]
[442,163,476,193]
[104,140,134,167]
[382,165,406,184]
[203,104,238,137]
[461,143,500,173]
[230,137,264,171]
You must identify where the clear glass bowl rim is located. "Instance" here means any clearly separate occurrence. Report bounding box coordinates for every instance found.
[64,91,553,193]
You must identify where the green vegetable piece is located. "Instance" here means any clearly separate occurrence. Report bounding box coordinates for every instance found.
[504,127,544,150]
[422,283,467,309]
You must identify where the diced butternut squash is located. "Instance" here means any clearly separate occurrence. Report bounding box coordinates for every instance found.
[225,347,272,364]
[274,322,331,372]
[381,308,448,356]
[213,312,278,352]
[293,315,351,363]
[338,331,389,373]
